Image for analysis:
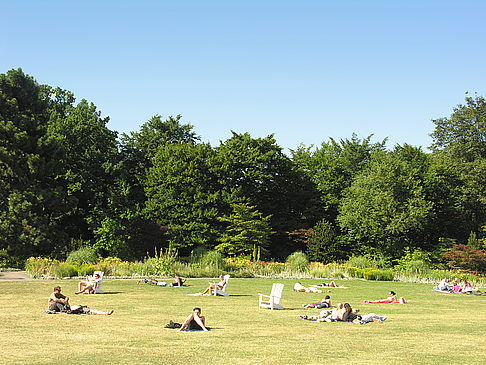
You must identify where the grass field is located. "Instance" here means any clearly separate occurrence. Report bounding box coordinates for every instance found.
[1,278,486,364]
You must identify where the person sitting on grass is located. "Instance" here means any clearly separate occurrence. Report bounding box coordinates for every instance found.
[48,286,71,312]
[76,273,101,294]
[169,273,186,287]
[178,307,209,331]
[364,291,399,304]
[342,303,360,322]
[201,275,226,295]
[303,295,332,309]
[293,282,322,293]
[67,305,114,315]
[438,278,450,291]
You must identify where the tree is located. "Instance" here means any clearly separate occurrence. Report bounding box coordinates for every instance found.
[430,94,486,241]
[0,69,69,258]
[144,143,225,253]
[217,132,321,257]
[306,219,345,263]
[291,134,386,222]
[337,150,433,258]
[216,203,273,257]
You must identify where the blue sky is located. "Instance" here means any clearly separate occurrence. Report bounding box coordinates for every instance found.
[2,0,485,152]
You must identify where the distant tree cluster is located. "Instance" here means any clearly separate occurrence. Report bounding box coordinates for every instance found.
[1,69,485,265]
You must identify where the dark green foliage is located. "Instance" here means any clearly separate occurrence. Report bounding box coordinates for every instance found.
[217,132,322,257]
[338,149,433,258]
[216,203,273,257]
[144,143,225,253]
[306,219,344,262]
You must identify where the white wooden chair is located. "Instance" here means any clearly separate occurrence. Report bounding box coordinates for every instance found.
[92,271,104,294]
[259,283,284,310]
[212,274,230,296]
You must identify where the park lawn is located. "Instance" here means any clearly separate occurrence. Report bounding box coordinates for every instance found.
[1,278,486,364]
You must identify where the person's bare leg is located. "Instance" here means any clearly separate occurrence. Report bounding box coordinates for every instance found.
[178,314,194,331]
[193,315,208,331]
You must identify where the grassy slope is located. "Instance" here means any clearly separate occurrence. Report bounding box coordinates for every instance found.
[1,278,485,364]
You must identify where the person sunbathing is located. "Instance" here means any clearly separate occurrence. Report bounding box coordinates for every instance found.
[178,307,208,331]
[303,295,332,308]
[76,273,101,294]
[354,313,387,324]
[67,305,114,315]
[314,281,339,288]
[293,282,322,293]
[341,303,360,322]
[364,291,399,304]
[201,275,226,295]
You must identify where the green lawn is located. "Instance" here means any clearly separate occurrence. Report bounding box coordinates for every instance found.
[1,278,485,364]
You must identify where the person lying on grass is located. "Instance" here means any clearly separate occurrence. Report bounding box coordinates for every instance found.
[364,291,401,304]
[76,273,101,294]
[67,305,114,315]
[48,286,71,312]
[179,307,209,331]
[201,275,226,295]
[293,282,322,293]
[302,295,332,308]
[313,281,339,288]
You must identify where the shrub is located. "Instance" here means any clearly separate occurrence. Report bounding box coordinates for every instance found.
[25,257,58,277]
[442,244,486,272]
[199,250,225,271]
[286,251,309,272]
[0,250,22,269]
[53,262,78,278]
[346,255,375,269]
[66,246,99,266]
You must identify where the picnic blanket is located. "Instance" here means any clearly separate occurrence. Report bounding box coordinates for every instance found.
[433,287,486,296]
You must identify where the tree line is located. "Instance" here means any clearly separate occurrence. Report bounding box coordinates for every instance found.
[1,68,485,266]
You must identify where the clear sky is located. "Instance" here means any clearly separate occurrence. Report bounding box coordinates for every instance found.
[2,0,485,152]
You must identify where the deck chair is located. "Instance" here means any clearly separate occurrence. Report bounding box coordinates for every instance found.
[259,283,284,310]
[212,274,230,296]
[92,271,104,294]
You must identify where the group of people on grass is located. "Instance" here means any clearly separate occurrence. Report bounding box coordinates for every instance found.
[47,274,404,329]
[301,301,387,324]
[47,286,113,315]
[437,278,476,293]
[299,290,407,324]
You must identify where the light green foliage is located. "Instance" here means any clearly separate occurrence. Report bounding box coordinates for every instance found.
[395,248,433,275]
[216,203,273,257]
[199,250,225,271]
[66,246,99,266]
[291,134,386,221]
[285,251,309,271]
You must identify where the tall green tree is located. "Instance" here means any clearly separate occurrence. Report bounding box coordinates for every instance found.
[144,142,225,253]
[337,149,433,258]
[0,69,69,258]
[216,203,273,257]
[430,94,486,242]
[291,134,386,222]
[217,132,321,257]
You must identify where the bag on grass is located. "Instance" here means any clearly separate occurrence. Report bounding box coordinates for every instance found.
[165,320,182,329]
